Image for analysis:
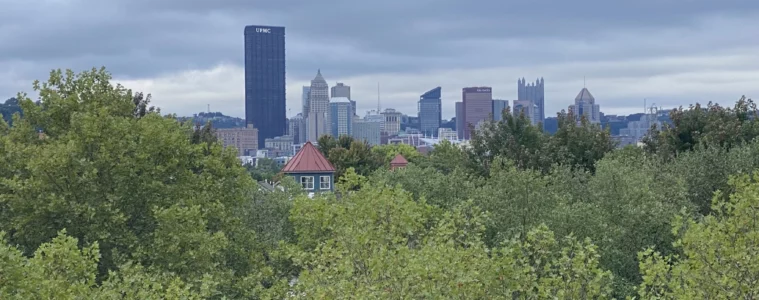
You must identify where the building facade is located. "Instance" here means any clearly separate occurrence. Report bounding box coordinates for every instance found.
[512,100,540,125]
[418,87,442,137]
[381,108,402,136]
[301,86,310,115]
[518,77,545,125]
[306,70,330,142]
[281,141,335,193]
[568,87,601,123]
[329,97,353,137]
[455,101,464,140]
[265,135,294,155]
[288,113,305,144]
[351,118,381,146]
[244,25,286,148]
[331,82,355,117]
[215,124,259,156]
[492,99,509,121]
[438,128,458,141]
[462,87,493,140]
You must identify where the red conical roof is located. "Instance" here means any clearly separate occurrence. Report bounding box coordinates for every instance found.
[390,154,408,165]
[282,141,335,173]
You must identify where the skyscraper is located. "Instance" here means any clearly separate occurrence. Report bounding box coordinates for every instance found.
[306,70,329,142]
[455,102,464,140]
[568,87,601,124]
[244,25,285,148]
[331,82,355,117]
[301,86,310,115]
[518,77,545,124]
[418,87,442,137]
[512,100,540,125]
[329,97,353,137]
[492,99,509,122]
[462,87,493,140]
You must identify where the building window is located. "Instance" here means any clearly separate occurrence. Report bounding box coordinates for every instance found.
[320,176,331,190]
[301,176,314,190]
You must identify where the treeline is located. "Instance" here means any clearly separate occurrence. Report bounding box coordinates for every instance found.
[1,68,759,299]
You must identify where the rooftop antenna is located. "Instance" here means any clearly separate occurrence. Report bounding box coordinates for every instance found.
[583,76,586,88]
[207,104,210,113]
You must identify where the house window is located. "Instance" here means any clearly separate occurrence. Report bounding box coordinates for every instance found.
[320,176,331,190]
[300,176,314,190]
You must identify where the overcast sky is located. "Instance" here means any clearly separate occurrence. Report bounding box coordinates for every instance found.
[2,0,758,119]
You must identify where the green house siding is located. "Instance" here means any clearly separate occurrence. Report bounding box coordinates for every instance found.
[285,172,334,193]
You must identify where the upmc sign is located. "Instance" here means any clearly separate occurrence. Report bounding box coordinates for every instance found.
[256,28,271,33]
[475,88,491,93]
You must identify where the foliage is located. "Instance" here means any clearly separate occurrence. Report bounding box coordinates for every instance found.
[5,67,759,298]
[247,157,281,181]
[286,182,613,298]
[468,109,615,175]
[317,134,383,178]
[643,96,759,157]
[0,68,275,297]
[468,108,548,175]
[0,230,212,299]
[637,173,759,299]
[0,97,22,126]
[371,143,423,164]
[548,111,617,173]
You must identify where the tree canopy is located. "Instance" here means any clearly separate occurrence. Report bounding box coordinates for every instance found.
[2,67,758,299]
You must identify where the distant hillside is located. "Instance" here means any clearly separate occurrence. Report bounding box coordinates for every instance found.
[1,98,21,126]
[179,112,245,129]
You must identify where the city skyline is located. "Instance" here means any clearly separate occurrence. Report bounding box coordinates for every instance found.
[1,1,758,119]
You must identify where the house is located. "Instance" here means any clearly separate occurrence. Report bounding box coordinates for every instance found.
[280,141,336,192]
[390,154,408,170]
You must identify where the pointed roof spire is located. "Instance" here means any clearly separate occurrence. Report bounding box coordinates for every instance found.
[281,142,335,173]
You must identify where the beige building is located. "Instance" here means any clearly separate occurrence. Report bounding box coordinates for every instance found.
[215,124,258,156]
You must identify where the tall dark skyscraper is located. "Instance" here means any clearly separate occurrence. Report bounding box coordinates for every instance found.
[244,25,286,148]
[418,87,442,136]
[518,77,545,125]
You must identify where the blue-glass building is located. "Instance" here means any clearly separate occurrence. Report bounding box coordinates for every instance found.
[244,25,286,148]
[418,87,442,137]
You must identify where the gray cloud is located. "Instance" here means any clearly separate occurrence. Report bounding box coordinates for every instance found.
[1,0,758,117]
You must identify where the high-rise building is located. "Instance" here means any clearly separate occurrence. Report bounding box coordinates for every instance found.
[518,77,545,125]
[329,97,353,137]
[288,113,305,144]
[331,82,356,117]
[462,87,493,140]
[351,118,381,146]
[492,99,509,122]
[306,69,329,142]
[455,102,464,140]
[301,86,310,115]
[244,25,285,148]
[418,87,442,137]
[568,87,601,124]
[381,108,402,136]
[512,100,540,125]
[215,124,259,156]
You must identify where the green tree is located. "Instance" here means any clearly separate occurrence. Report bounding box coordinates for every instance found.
[247,157,281,181]
[419,139,468,174]
[0,230,213,299]
[0,68,274,297]
[643,96,759,157]
[637,173,759,299]
[286,182,613,298]
[467,108,548,175]
[547,111,616,173]
[317,135,383,178]
[371,143,422,165]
